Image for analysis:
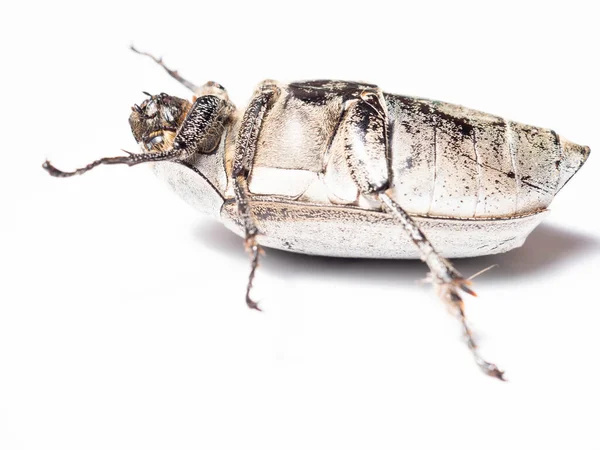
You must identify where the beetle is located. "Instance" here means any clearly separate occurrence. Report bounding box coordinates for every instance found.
[43,46,590,381]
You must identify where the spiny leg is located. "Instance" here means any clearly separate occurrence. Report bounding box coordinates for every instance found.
[245,236,261,310]
[130,44,201,94]
[233,177,263,311]
[244,225,263,312]
[322,85,505,380]
[43,94,230,178]
[379,192,505,381]
[232,83,279,311]
[448,289,505,381]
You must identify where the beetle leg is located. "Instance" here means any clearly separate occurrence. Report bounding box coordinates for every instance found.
[232,83,280,310]
[43,146,195,177]
[232,177,262,311]
[379,193,506,381]
[244,228,262,311]
[44,95,231,177]
[334,88,505,380]
[130,45,202,94]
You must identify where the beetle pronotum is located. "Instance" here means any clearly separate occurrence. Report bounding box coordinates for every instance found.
[44,46,590,380]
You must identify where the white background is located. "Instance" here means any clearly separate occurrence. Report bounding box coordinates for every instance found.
[2,1,599,449]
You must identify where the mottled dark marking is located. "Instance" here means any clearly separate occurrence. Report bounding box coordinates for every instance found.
[174,95,227,154]
[520,177,553,194]
[551,129,560,147]
[288,80,377,105]
[462,154,515,180]
[286,84,329,105]
[390,95,476,137]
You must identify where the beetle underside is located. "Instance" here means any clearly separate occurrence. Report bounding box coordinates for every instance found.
[43,45,591,381]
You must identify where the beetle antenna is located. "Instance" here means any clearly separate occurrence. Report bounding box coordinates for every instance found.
[43,147,187,178]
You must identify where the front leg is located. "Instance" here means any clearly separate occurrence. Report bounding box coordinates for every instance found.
[336,88,505,380]
[232,83,280,310]
[44,94,231,177]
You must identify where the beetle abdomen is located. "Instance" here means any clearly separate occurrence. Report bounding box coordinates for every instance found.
[220,199,548,259]
[244,81,589,218]
[386,94,590,219]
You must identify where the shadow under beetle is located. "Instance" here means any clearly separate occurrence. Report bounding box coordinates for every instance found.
[44,46,591,381]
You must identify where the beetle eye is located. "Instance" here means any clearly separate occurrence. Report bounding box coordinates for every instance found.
[146,134,163,150]
[145,100,158,117]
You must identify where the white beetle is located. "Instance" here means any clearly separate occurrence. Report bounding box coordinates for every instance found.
[44,47,590,380]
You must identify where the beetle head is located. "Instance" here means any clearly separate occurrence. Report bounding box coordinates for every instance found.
[129,93,192,152]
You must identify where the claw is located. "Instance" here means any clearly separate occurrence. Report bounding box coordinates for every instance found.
[42,160,54,171]
[460,282,478,297]
[246,296,262,312]
[479,362,507,381]
[43,160,67,177]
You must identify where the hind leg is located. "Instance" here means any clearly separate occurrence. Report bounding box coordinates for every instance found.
[332,87,505,380]
[378,193,505,380]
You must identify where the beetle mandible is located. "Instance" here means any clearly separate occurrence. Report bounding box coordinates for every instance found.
[43,46,590,381]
